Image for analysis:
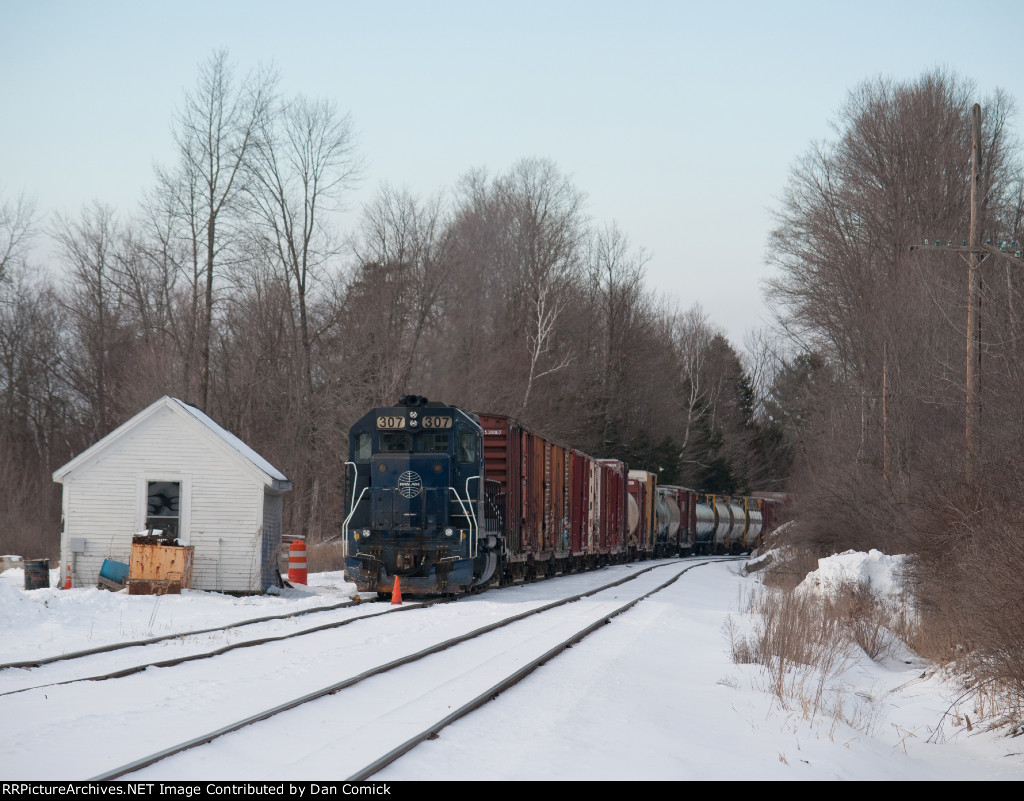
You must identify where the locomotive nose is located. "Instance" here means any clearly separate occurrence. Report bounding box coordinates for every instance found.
[370,454,449,532]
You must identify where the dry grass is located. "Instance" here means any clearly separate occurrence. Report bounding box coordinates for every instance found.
[306,540,347,573]
[728,578,914,735]
[903,472,1024,731]
[756,545,820,593]
[824,580,914,662]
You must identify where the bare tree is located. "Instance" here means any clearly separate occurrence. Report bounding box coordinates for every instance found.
[493,159,588,415]
[766,71,1018,497]
[155,50,275,410]
[246,94,361,399]
[671,304,718,459]
[584,223,649,438]
[0,192,37,284]
[54,202,125,436]
[0,272,69,558]
[347,184,451,397]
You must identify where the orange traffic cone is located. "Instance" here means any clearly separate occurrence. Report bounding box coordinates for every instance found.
[391,575,402,605]
[63,564,72,590]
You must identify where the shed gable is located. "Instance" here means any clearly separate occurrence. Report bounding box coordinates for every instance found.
[55,397,289,593]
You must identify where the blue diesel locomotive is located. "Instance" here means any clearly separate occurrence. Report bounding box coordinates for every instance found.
[342,395,501,595]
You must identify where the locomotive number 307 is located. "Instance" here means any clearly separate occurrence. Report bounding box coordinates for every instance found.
[422,416,453,429]
[376,416,406,429]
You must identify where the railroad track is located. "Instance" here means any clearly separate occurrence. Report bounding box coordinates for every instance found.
[90,557,738,781]
[0,557,708,698]
[0,597,435,698]
[0,595,371,671]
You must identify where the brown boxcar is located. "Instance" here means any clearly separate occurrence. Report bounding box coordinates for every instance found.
[482,414,618,581]
[597,459,627,557]
[569,450,592,556]
[479,414,637,580]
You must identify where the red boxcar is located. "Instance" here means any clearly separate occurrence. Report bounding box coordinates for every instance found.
[480,414,634,581]
[569,450,591,555]
[597,459,627,557]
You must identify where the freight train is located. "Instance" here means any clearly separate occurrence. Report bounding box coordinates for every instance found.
[342,395,781,596]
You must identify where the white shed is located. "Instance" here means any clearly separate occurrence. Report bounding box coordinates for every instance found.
[53,396,292,593]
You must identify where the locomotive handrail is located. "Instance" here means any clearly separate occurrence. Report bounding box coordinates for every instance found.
[344,461,357,503]
[448,487,476,557]
[483,479,505,534]
[465,475,481,556]
[342,486,369,557]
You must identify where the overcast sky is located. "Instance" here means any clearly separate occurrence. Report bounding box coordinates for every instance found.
[2,0,1022,348]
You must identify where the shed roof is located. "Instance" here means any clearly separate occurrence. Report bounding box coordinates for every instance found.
[52,396,291,491]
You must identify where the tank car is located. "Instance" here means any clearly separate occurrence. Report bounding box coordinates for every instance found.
[692,493,765,554]
[627,470,658,558]
[654,485,697,556]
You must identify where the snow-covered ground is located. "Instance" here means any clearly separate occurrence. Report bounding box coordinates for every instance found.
[2,555,1022,781]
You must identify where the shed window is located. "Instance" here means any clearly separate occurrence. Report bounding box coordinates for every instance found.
[146,481,180,538]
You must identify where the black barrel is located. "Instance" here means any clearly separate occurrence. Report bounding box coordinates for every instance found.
[24,559,50,590]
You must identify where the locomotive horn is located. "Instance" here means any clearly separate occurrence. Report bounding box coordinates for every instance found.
[398,395,428,407]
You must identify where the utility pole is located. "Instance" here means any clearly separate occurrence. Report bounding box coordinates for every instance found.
[965,103,983,486]
[910,103,1024,485]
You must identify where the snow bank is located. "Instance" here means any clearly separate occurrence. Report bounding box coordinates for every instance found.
[0,566,360,663]
[797,549,907,600]
[744,546,789,573]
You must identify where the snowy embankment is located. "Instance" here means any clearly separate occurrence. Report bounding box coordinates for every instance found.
[796,548,908,599]
[1,557,1022,780]
[0,566,356,664]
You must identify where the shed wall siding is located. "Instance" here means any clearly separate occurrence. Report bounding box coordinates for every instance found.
[61,407,269,593]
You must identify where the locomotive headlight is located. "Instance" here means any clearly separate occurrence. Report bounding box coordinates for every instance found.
[445,528,454,537]
[362,529,370,537]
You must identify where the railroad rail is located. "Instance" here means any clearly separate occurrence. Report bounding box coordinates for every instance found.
[0,595,370,671]
[0,598,435,698]
[89,557,738,780]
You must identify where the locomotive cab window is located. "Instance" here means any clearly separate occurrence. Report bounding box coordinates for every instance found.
[353,432,372,462]
[381,432,412,452]
[457,431,477,463]
[418,433,450,453]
